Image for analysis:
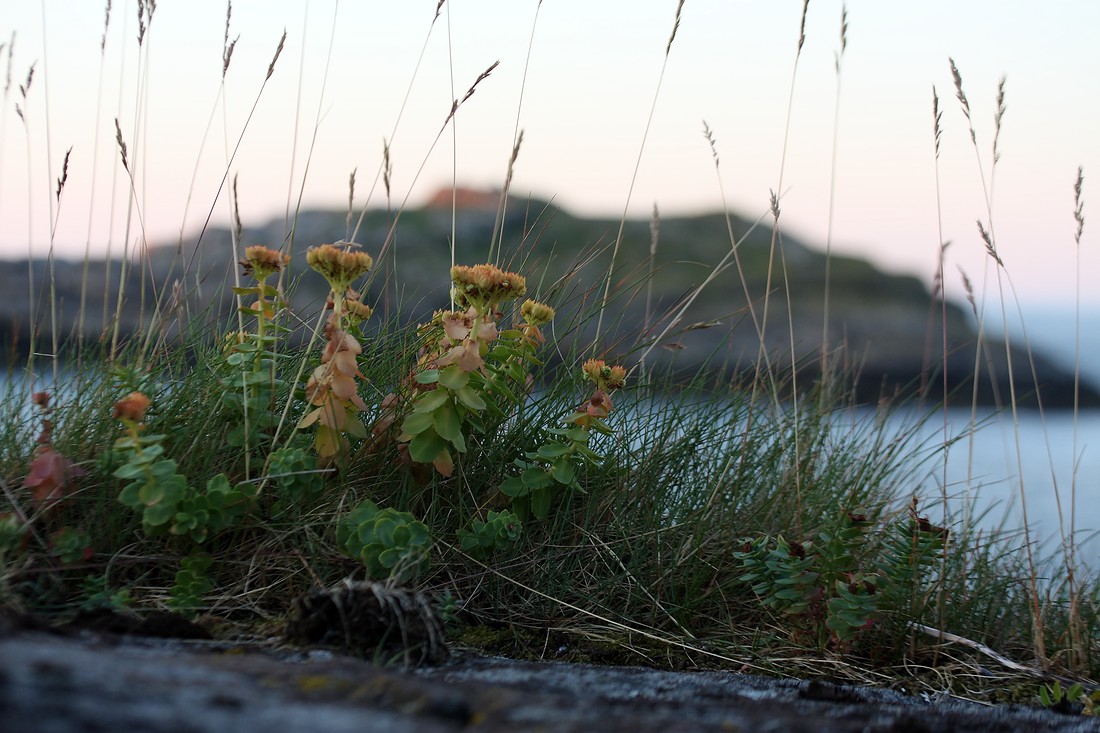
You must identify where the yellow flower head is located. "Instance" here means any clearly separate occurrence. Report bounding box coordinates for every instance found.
[581,359,606,383]
[581,359,627,391]
[450,264,526,312]
[239,245,290,281]
[307,244,374,294]
[520,299,555,327]
[112,392,151,423]
[342,289,374,325]
[346,299,374,324]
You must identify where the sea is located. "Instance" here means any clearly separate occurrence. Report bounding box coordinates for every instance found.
[883,406,1098,559]
[911,304,1100,563]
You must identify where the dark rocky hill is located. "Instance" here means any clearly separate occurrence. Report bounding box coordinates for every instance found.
[1,194,1092,407]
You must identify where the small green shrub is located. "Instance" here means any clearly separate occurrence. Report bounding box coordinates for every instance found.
[1039,680,1099,716]
[337,500,431,581]
[735,503,946,647]
[457,509,523,559]
[78,574,133,612]
[168,554,214,615]
[501,359,626,519]
[266,446,325,517]
[113,397,254,544]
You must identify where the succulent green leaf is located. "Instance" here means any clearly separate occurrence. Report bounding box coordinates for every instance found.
[522,467,553,490]
[409,430,446,464]
[118,483,141,507]
[432,404,465,452]
[550,458,576,486]
[530,486,552,519]
[413,388,451,413]
[415,369,440,385]
[206,474,231,493]
[401,411,435,436]
[113,463,146,480]
[143,502,175,527]
[138,482,165,506]
[566,427,591,443]
[345,416,368,439]
[500,476,527,497]
[438,366,470,390]
[454,385,487,411]
[537,443,571,459]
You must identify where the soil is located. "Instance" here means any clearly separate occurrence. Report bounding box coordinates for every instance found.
[1,613,1097,733]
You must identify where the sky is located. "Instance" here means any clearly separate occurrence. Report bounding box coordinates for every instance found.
[1,0,1097,313]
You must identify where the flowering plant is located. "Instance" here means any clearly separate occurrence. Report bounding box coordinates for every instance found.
[298,244,375,461]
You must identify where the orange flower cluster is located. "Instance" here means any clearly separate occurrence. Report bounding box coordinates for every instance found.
[581,359,627,391]
[112,392,151,423]
[450,264,526,313]
[575,360,627,427]
[519,299,555,347]
[299,243,378,460]
[306,244,374,296]
[521,299,554,326]
[239,245,290,281]
[344,296,374,324]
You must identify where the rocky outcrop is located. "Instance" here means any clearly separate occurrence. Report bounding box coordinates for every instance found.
[1,198,1093,407]
[2,625,1097,733]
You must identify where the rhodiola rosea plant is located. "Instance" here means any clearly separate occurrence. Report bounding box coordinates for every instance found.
[0,244,631,615]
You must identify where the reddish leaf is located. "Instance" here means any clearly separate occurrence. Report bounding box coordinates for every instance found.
[23,447,84,511]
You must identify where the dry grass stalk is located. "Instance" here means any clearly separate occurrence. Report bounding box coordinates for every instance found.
[490,0,543,265]
[992,77,1006,165]
[797,0,810,52]
[975,220,1001,266]
[1073,166,1085,245]
[136,0,156,48]
[100,1,112,53]
[951,72,1050,669]
[1063,165,1087,672]
[700,120,769,378]
[932,87,943,158]
[666,0,686,56]
[382,141,392,202]
[440,61,500,133]
[267,30,286,82]
[489,129,524,265]
[114,118,128,171]
[222,1,238,79]
[20,61,33,97]
[346,168,357,243]
[949,57,976,145]
[55,147,71,202]
[821,3,849,376]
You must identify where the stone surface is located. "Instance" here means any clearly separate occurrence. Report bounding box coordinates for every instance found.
[2,627,1098,733]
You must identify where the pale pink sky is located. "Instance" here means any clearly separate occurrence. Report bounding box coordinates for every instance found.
[1,0,1097,308]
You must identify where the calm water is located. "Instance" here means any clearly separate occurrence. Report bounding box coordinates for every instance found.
[963,304,1100,557]
[893,408,1099,558]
